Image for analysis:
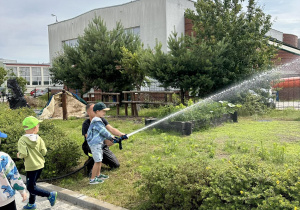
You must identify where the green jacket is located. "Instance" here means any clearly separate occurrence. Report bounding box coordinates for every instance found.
[18,135,47,171]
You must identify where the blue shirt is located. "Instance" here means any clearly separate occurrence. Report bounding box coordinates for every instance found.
[86,117,113,146]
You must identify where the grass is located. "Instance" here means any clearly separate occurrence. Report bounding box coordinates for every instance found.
[49,108,300,209]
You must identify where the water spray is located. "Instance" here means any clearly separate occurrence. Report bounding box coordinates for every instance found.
[124,58,300,139]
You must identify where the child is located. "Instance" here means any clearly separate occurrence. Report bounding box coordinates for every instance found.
[17,116,57,209]
[87,102,113,184]
[0,130,27,210]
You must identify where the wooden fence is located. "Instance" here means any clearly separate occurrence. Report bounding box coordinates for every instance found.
[87,92,121,115]
[122,91,174,117]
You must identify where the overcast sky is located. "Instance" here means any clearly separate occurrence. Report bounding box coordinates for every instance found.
[0,0,299,64]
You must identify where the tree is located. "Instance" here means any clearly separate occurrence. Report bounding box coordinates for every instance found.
[144,31,224,103]
[0,67,7,86]
[50,16,142,93]
[14,77,27,94]
[185,0,278,92]
[1,68,27,94]
[145,0,276,103]
[50,48,83,91]
[120,46,150,91]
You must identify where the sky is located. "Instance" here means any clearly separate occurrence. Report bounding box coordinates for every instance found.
[0,0,299,64]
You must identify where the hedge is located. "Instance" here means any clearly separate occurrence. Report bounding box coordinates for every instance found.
[136,156,300,209]
[0,103,81,178]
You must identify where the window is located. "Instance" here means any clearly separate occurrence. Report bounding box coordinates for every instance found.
[32,67,42,85]
[125,26,140,35]
[62,38,78,47]
[19,67,30,85]
[7,67,17,77]
[43,68,52,85]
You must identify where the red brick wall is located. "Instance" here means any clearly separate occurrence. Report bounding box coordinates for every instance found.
[273,49,300,65]
[278,87,300,101]
[185,17,194,36]
[283,34,298,48]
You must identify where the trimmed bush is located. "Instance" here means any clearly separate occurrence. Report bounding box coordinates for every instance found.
[136,156,300,209]
[0,103,81,178]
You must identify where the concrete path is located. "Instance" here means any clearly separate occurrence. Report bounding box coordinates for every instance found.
[15,175,127,210]
[15,192,88,210]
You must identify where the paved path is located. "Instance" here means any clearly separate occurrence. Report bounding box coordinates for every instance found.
[15,191,88,210]
[14,175,126,210]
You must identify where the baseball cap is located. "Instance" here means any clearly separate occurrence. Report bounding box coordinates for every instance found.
[0,131,7,138]
[23,116,42,130]
[93,102,110,111]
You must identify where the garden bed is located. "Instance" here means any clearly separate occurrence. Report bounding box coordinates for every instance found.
[145,111,238,135]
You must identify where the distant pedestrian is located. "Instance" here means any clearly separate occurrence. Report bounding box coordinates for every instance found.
[17,116,57,209]
[0,130,27,210]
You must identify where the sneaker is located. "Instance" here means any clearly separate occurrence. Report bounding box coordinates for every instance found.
[48,191,57,207]
[97,174,109,180]
[89,178,104,184]
[23,203,37,210]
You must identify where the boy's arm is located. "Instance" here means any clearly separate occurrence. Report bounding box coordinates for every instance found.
[106,124,125,136]
[40,138,47,156]
[98,122,114,140]
[17,139,28,159]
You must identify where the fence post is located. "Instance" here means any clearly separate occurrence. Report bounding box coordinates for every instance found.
[169,93,173,104]
[124,92,128,116]
[132,92,138,117]
[130,92,135,117]
[62,89,68,120]
[117,94,120,116]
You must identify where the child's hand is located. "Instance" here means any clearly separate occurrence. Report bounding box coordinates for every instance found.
[104,139,114,146]
[21,191,27,202]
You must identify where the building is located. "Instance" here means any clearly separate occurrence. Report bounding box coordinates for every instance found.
[47,0,300,100]
[48,0,300,66]
[266,29,300,65]
[0,60,61,94]
[48,0,195,62]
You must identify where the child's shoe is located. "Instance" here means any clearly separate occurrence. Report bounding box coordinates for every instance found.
[23,203,37,210]
[48,191,57,206]
[97,174,109,180]
[89,177,104,184]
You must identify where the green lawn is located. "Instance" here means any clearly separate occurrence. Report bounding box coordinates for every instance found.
[50,109,300,209]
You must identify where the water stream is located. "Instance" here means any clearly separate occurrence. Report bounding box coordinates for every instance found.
[127,59,300,137]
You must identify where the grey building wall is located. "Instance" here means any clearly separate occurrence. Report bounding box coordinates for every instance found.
[266,29,283,42]
[165,0,194,44]
[48,0,195,63]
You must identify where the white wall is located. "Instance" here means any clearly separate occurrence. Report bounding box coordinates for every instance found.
[266,29,283,42]
[48,0,174,62]
[165,0,194,47]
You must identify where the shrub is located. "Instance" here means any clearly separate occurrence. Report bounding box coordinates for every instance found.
[236,93,270,116]
[25,95,48,108]
[136,156,300,209]
[0,103,81,178]
[157,100,240,123]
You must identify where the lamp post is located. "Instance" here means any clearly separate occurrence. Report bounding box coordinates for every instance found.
[51,14,58,22]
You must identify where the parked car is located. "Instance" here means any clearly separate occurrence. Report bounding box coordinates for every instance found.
[30,89,46,97]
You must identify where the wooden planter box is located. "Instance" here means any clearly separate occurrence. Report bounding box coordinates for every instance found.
[145,111,238,136]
